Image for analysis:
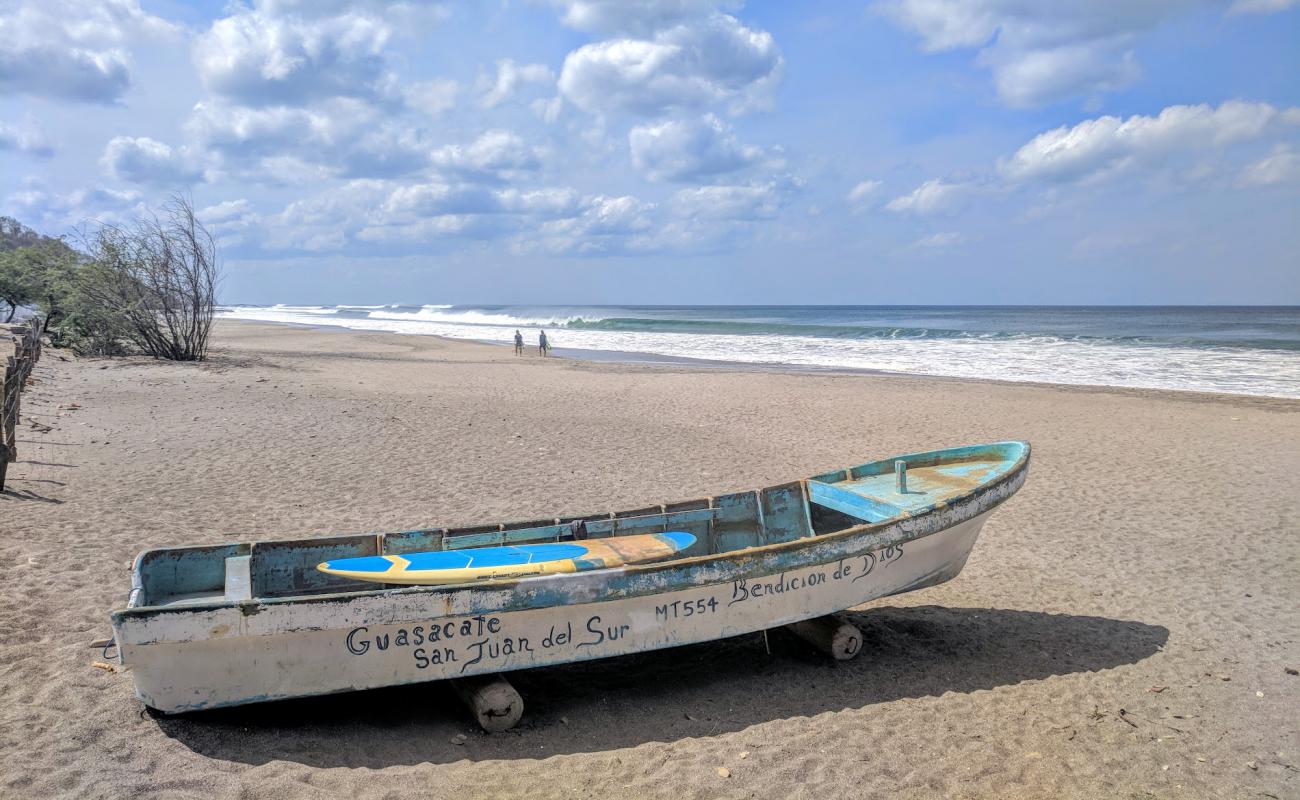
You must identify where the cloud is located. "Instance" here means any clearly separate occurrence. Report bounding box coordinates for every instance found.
[3,183,144,232]
[0,0,179,104]
[198,199,262,247]
[671,182,788,220]
[0,120,53,158]
[913,231,965,248]
[188,99,435,181]
[364,185,595,245]
[193,7,398,106]
[558,13,783,116]
[531,96,564,123]
[244,178,658,254]
[886,179,975,214]
[100,136,205,185]
[264,179,391,250]
[550,0,739,35]
[406,78,459,116]
[890,100,1300,226]
[199,198,255,224]
[477,59,554,108]
[846,179,883,205]
[429,130,544,178]
[980,43,1140,109]
[874,0,1205,106]
[998,100,1300,185]
[381,183,502,218]
[521,195,659,255]
[188,102,323,160]
[496,187,586,217]
[1237,145,1300,187]
[1228,0,1298,13]
[629,115,765,182]
[185,1,465,184]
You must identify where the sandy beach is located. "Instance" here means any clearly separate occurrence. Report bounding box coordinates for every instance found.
[1,320,1297,800]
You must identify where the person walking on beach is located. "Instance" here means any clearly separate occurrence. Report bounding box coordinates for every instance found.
[513,329,524,356]
[538,330,550,357]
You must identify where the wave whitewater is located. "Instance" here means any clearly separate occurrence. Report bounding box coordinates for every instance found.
[216,304,1300,399]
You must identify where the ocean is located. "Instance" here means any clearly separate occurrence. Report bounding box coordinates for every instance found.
[216,304,1300,399]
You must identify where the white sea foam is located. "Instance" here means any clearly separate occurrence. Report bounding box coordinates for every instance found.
[266,304,340,315]
[364,307,592,327]
[216,305,1300,398]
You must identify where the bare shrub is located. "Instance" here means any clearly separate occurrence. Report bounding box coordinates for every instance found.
[79,195,220,361]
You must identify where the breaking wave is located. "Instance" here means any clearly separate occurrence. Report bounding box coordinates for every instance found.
[215,304,1300,398]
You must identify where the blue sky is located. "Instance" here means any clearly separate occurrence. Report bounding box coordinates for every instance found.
[1,0,1297,305]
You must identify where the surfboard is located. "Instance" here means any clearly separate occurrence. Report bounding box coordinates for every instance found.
[317,531,696,586]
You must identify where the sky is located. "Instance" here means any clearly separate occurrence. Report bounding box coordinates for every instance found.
[1,0,1297,306]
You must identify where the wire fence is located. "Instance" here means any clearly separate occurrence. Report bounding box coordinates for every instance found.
[1,315,46,491]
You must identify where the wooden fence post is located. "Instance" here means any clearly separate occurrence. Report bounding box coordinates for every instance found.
[0,316,45,492]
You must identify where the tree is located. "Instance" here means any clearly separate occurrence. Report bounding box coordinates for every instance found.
[0,220,80,323]
[0,249,38,322]
[0,216,51,252]
[78,195,220,361]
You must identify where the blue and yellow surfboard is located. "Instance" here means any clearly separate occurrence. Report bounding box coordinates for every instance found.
[318,531,695,586]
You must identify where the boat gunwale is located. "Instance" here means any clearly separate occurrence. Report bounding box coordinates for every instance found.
[112,441,1030,621]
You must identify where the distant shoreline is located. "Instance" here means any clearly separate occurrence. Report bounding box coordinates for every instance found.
[213,304,1300,400]
[214,318,1299,409]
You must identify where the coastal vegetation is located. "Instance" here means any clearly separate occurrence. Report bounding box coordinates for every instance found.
[0,196,219,361]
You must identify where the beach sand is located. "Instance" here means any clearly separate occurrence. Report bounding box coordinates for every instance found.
[1,320,1297,800]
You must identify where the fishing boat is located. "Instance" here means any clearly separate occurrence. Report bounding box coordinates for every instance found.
[109,441,1029,714]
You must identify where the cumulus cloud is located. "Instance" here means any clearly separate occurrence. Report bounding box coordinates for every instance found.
[672,182,787,219]
[263,179,390,250]
[0,0,179,103]
[187,99,435,181]
[0,120,53,158]
[531,96,564,123]
[522,195,658,255]
[558,12,783,116]
[496,187,585,217]
[193,8,398,106]
[3,183,144,232]
[406,78,459,116]
[1237,145,1300,187]
[245,177,660,254]
[629,115,765,182]
[550,0,739,35]
[846,179,883,205]
[890,100,1300,226]
[477,59,554,108]
[188,102,326,159]
[363,185,594,245]
[875,0,1204,106]
[886,179,975,215]
[981,43,1139,109]
[198,199,262,247]
[381,183,501,218]
[998,100,1300,185]
[429,130,544,178]
[100,136,204,185]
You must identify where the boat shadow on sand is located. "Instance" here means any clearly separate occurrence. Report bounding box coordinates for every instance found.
[156,605,1168,768]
